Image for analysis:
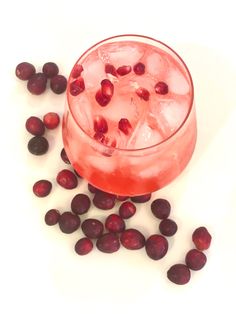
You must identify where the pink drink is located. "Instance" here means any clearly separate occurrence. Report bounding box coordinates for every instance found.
[63,35,196,196]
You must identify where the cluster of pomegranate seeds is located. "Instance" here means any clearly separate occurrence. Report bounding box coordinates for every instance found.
[33,180,52,197]
[44,209,60,225]
[56,169,78,189]
[75,237,93,255]
[95,79,114,107]
[81,219,104,239]
[43,112,60,129]
[28,136,49,155]
[71,193,91,215]
[58,212,81,234]
[26,116,45,136]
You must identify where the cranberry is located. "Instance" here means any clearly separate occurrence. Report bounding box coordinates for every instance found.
[133,62,145,75]
[95,89,111,107]
[136,87,150,101]
[25,116,45,136]
[81,219,104,239]
[87,183,99,193]
[75,237,93,255]
[167,264,191,285]
[44,209,60,225]
[60,148,70,164]
[185,249,207,271]
[101,79,114,98]
[33,180,52,197]
[27,73,47,95]
[94,116,108,133]
[145,234,168,260]
[43,112,60,129]
[50,75,67,94]
[71,193,91,215]
[96,233,120,253]
[58,212,81,234]
[56,169,78,189]
[120,229,145,250]
[117,65,131,76]
[151,198,171,219]
[159,219,178,237]
[70,77,85,96]
[42,62,59,78]
[105,214,125,233]
[130,193,151,203]
[93,191,116,210]
[119,201,136,219]
[15,62,36,80]
[71,64,84,78]
[192,227,212,251]
[105,63,117,77]
[154,81,168,95]
[118,118,132,135]
[27,136,49,155]
[116,195,129,201]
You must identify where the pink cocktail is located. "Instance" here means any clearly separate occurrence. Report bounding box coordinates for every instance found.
[63,35,196,196]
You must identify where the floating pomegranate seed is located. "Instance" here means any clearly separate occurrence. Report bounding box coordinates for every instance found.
[120,229,145,250]
[70,77,85,96]
[192,227,212,251]
[133,62,145,75]
[101,79,114,98]
[27,73,47,95]
[151,198,171,219]
[95,89,111,107]
[117,65,131,76]
[75,237,93,255]
[58,212,81,234]
[27,136,49,155]
[96,233,120,253]
[105,63,117,77]
[159,219,178,237]
[33,180,52,197]
[105,214,125,233]
[119,201,136,219]
[87,183,99,193]
[155,81,168,95]
[136,87,150,101]
[50,74,67,94]
[42,62,59,78]
[71,193,91,215]
[43,112,60,129]
[15,62,36,80]
[71,64,83,78]
[167,264,191,285]
[25,116,45,136]
[81,219,104,239]
[93,191,116,210]
[130,193,151,203]
[116,195,129,201]
[44,209,60,225]
[145,234,168,260]
[56,169,78,189]
[118,118,132,135]
[60,148,70,164]
[93,132,105,143]
[93,116,108,133]
[185,249,207,271]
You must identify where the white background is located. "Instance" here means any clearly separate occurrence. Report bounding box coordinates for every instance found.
[1,0,236,313]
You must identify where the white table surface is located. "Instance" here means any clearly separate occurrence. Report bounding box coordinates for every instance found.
[1,0,236,313]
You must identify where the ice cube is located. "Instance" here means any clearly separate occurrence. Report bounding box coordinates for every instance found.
[82,51,106,88]
[72,93,93,132]
[146,51,167,77]
[166,67,189,95]
[86,155,116,173]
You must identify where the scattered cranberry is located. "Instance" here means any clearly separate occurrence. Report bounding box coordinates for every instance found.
[81,219,104,239]
[136,87,150,101]
[117,65,132,76]
[25,116,45,136]
[192,227,212,251]
[133,62,145,75]
[60,148,70,164]
[75,237,93,255]
[151,198,171,219]
[44,209,60,225]
[116,195,129,201]
[43,112,60,129]
[33,179,52,197]
[159,219,178,237]
[120,229,145,250]
[70,77,85,96]
[93,191,116,210]
[94,116,108,133]
[71,64,84,79]
[185,249,207,271]
[56,169,78,189]
[105,63,117,77]
[27,136,49,155]
[15,62,36,80]
[167,264,191,285]
[71,193,91,215]
[130,193,151,203]
[50,74,67,94]
[118,118,132,135]
[95,89,111,107]
[87,183,99,193]
[105,214,125,233]
[145,234,168,260]
[27,73,47,95]
[96,233,120,253]
[155,81,168,95]
[42,62,59,78]
[58,212,81,234]
[119,201,136,219]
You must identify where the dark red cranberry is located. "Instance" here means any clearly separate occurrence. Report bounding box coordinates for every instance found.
[167,264,191,285]
[58,212,80,234]
[117,65,131,76]
[116,195,129,201]
[93,191,116,210]
[120,229,145,250]
[185,249,207,271]
[44,209,60,225]
[118,118,132,135]
[151,198,171,219]
[133,62,145,75]
[95,89,111,106]
[81,219,104,239]
[56,169,78,189]
[74,237,93,255]
[33,180,52,197]
[154,81,168,95]
[27,73,47,95]
[105,63,117,77]
[94,116,108,133]
[27,136,49,155]
[119,201,136,219]
[71,64,84,78]
[71,193,91,215]
[87,183,98,193]
[159,219,178,237]
[192,227,212,251]
[43,112,60,129]
[101,79,114,98]
[96,233,120,253]
[130,193,151,203]
[145,234,168,260]
[25,116,45,136]
[136,87,150,101]
[60,148,70,164]
[15,62,36,80]
[42,62,59,78]
[70,77,85,96]
[50,74,67,94]
[105,214,125,233]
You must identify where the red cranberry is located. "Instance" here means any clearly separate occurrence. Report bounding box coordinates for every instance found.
[167,264,191,285]
[94,116,108,133]
[58,212,81,234]
[25,116,45,136]
[71,193,91,215]
[87,183,99,193]
[130,193,151,203]
[50,75,67,94]
[159,219,178,237]
[28,136,49,155]
[81,219,104,239]
[43,112,60,129]
[101,79,114,98]
[151,198,171,219]
[33,180,52,197]
[70,77,85,96]
[116,195,129,201]
[27,73,47,95]
[118,118,132,135]
[136,87,150,101]
[42,62,59,78]
[60,148,70,164]
[120,229,145,250]
[145,234,168,260]
[56,169,78,189]
[15,62,36,80]
[117,65,131,76]
[44,209,60,225]
[192,227,212,251]
[185,249,207,271]
[71,64,84,78]
[119,201,136,219]
[154,81,168,95]
[93,191,116,210]
[105,63,117,77]
[95,89,111,107]
[96,233,120,253]
[105,214,125,233]
[75,237,93,255]
[133,62,145,75]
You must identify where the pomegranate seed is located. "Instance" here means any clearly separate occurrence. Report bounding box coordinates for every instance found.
[42,62,59,78]
[25,116,45,136]
[136,87,150,101]
[93,191,116,210]
[105,63,117,77]
[192,227,212,251]
[185,249,207,271]
[93,132,105,143]
[93,116,108,133]
[96,233,120,253]
[87,183,99,193]
[151,198,171,219]
[58,212,81,234]
[27,73,47,95]
[155,81,168,95]
[70,77,85,96]
[71,64,83,79]
[95,89,111,106]
[60,148,70,164]
[81,219,104,239]
[56,169,78,189]
[116,195,129,201]
[50,75,67,94]
[133,62,145,75]
[27,136,49,155]
[71,193,91,215]
[33,180,52,197]
[105,214,125,233]
[118,118,132,135]
[167,264,191,285]
[119,201,136,219]
[44,209,60,225]
[101,79,114,98]
[145,234,168,260]
[75,237,93,255]
[15,62,36,80]
[117,65,131,76]
[120,229,145,250]
[159,219,178,237]
[43,112,60,129]
[130,193,151,203]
